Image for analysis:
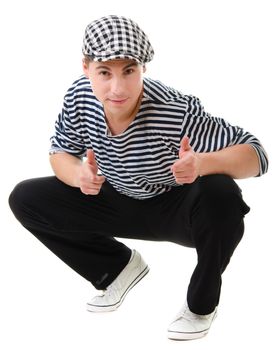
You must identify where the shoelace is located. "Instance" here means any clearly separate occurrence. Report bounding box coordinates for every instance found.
[177,305,213,322]
[102,280,120,297]
[105,286,113,297]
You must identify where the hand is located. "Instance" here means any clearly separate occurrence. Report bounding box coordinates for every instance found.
[171,137,200,184]
[79,149,105,195]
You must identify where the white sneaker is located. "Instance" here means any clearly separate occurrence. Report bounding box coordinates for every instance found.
[167,303,217,340]
[87,250,149,312]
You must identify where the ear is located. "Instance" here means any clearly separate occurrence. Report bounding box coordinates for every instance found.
[82,59,90,78]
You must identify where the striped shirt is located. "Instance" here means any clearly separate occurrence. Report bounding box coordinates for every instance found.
[50,76,268,200]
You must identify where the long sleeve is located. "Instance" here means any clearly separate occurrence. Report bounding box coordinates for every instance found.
[181,96,269,176]
[49,79,87,157]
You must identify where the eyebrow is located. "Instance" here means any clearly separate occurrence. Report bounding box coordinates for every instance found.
[95,62,138,71]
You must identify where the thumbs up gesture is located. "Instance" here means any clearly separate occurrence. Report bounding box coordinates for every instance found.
[171,136,200,184]
[79,149,105,195]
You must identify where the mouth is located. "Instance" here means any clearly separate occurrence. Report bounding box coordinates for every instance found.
[108,98,129,105]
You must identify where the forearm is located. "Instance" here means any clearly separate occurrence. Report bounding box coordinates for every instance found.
[197,144,260,179]
[49,152,83,187]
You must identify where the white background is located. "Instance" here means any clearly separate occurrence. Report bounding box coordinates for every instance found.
[1,0,279,349]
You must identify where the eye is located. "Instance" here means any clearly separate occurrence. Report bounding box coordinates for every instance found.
[99,70,110,76]
[124,68,135,75]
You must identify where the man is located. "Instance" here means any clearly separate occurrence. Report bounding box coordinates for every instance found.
[9,15,268,340]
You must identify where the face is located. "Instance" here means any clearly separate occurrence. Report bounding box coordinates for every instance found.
[83,59,146,120]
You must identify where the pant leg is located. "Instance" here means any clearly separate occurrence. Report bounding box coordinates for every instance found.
[139,174,250,315]
[8,176,148,289]
[186,175,250,315]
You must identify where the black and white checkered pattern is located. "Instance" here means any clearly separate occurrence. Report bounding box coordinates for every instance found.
[82,15,154,64]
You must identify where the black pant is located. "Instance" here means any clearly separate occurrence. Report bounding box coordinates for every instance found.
[8,174,250,315]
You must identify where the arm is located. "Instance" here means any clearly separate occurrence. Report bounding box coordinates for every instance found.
[171,137,261,184]
[49,152,83,187]
[197,143,259,179]
[49,78,105,193]
[179,96,268,180]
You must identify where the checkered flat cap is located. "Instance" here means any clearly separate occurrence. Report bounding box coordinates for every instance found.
[82,15,154,64]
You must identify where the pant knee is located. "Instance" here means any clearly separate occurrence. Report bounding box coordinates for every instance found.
[9,180,26,213]
[9,179,31,220]
[198,174,250,221]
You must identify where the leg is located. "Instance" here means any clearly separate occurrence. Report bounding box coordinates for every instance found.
[8,176,145,289]
[166,175,250,340]
[187,175,250,315]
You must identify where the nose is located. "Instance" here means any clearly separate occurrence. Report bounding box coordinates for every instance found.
[110,77,125,97]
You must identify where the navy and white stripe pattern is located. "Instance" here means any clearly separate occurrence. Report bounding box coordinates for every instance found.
[50,76,268,200]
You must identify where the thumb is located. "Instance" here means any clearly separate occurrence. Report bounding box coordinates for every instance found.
[86,149,98,173]
[179,136,191,154]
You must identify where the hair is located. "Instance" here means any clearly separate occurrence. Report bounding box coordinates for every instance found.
[83,55,93,66]
[83,55,145,68]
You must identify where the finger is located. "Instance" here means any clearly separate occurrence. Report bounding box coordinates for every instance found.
[86,149,97,166]
[80,183,103,195]
[179,136,191,155]
[171,158,192,172]
[81,188,101,195]
[86,149,98,175]
[84,184,102,191]
[171,163,187,173]
[175,176,197,184]
[90,175,106,187]
[93,175,106,184]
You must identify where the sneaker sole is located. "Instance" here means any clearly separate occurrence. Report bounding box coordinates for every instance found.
[87,265,149,312]
[167,329,209,341]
